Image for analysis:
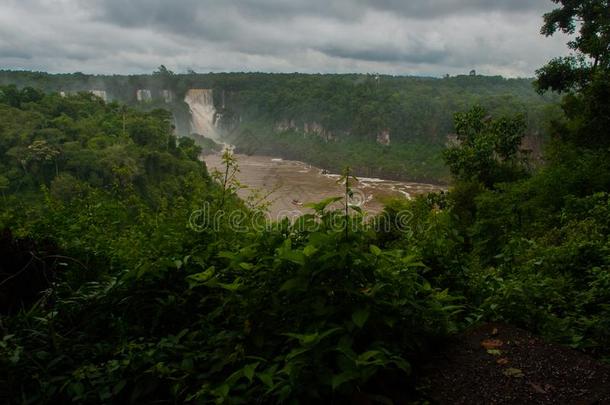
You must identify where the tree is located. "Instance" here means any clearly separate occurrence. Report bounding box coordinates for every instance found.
[153,65,174,77]
[536,0,610,146]
[19,87,44,104]
[26,140,61,177]
[178,137,202,161]
[153,65,176,89]
[443,106,527,187]
[0,85,20,107]
[536,0,610,93]
[542,1,610,72]
[0,175,9,199]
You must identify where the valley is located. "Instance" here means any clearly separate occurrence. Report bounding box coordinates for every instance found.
[204,152,444,218]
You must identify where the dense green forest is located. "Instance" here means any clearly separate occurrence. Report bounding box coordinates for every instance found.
[0,69,560,183]
[1,0,610,403]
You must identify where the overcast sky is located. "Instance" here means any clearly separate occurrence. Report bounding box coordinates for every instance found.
[0,0,570,77]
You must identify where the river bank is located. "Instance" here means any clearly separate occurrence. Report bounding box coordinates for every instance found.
[203,153,447,219]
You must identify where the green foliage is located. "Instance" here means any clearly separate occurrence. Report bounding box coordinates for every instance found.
[0,70,560,183]
[0,178,458,403]
[212,149,241,210]
[232,124,451,183]
[0,86,219,280]
[536,0,610,147]
[191,135,222,156]
[467,191,610,353]
[173,206,456,402]
[0,90,458,402]
[539,0,610,88]
[443,106,528,187]
[1,6,610,402]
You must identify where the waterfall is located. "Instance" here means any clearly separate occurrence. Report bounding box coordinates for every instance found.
[136,89,152,102]
[162,89,174,103]
[90,90,107,102]
[184,89,220,141]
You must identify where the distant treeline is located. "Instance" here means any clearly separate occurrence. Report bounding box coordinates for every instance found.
[0,69,559,141]
[0,69,561,182]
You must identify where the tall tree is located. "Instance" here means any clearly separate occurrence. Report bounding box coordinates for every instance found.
[537,0,610,92]
[536,0,610,146]
[443,106,527,188]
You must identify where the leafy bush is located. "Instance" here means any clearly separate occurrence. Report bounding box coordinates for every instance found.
[0,199,459,403]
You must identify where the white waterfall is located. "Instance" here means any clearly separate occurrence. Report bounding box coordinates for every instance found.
[184,89,220,141]
[162,89,174,103]
[90,90,107,101]
[136,89,152,102]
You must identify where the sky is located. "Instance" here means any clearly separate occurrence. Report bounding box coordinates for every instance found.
[0,0,571,77]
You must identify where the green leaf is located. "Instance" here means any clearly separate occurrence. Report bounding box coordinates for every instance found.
[349,205,363,214]
[215,279,243,292]
[225,369,244,386]
[284,332,319,346]
[185,266,215,288]
[214,383,230,398]
[70,382,85,398]
[277,239,306,265]
[182,255,191,266]
[9,347,21,364]
[369,245,382,256]
[389,357,411,373]
[442,304,464,315]
[283,328,341,346]
[352,307,370,328]
[243,362,259,383]
[331,371,357,390]
[503,367,524,378]
[218,251,238,260]
[281,250,305,265]
[279,277,306,292]
[304,196,342,213]
[357,350,382,363]
[257,371,274,388]
[318,327,343,341]
[239,262,254,270]
[303,244,317,257]
[285,346,310,361]
[112,380,127,395]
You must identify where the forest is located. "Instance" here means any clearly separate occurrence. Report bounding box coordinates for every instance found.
[0,68,560,183]
[1,0,610,403]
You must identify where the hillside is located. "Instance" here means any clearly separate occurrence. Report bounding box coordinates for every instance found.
[0,70,561,183]
[1,1,609,402]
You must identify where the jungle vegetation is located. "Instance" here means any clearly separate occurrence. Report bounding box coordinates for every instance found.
[1,66,560,183]
[1,0,609,403]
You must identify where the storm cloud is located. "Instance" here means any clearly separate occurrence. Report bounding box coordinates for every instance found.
[0,0,570,76]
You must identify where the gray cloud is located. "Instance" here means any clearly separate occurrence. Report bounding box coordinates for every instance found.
[320,46,447,64]
[91,0,550,26]
[0,0,569,76]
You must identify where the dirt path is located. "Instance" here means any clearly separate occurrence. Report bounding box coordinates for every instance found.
[420,324,610,404]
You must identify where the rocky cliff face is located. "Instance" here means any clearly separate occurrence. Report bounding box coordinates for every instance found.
[376,129,391,145]
[274,119,297,132]
[274,119,334,141]
[274,120,392,145]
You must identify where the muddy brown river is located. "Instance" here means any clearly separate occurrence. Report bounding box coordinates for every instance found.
[204,153,446,219]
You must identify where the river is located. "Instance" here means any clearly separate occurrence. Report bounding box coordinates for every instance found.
[203,153,446,220]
